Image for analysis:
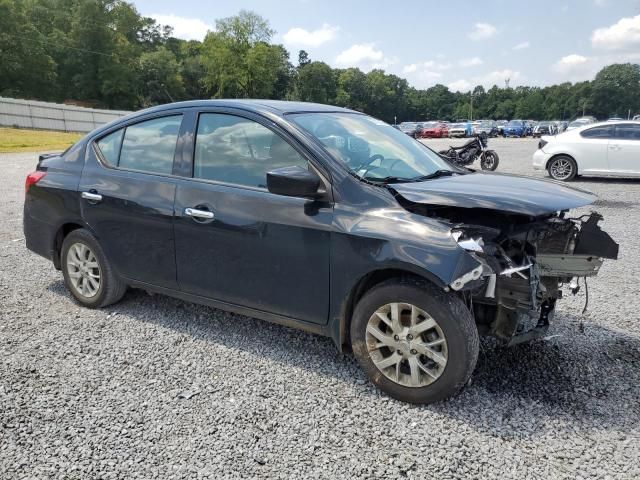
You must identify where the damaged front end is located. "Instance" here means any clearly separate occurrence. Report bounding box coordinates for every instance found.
[393,179,619,345]
[449,211,618,345]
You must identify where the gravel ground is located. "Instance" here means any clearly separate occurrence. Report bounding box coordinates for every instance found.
[1,138,639,479]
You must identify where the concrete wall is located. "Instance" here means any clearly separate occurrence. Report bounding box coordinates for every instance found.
[0,97,131,133]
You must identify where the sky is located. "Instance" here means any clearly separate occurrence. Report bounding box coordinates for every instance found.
[131,0,640,92]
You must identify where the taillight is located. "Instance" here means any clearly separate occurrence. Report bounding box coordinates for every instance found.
[25,171,46,194]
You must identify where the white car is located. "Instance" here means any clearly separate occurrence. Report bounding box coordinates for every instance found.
[566,117,596,131]
[532,121,640,181]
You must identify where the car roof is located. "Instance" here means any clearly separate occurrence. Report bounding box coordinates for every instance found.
[88,99,361,139]
[136,99,358,116]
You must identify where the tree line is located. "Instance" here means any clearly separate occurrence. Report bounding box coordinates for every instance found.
[2,0,640,123]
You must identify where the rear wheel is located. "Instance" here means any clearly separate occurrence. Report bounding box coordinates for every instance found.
[350,279,479,404]
[61,229,126,308]
[548,155,577,181]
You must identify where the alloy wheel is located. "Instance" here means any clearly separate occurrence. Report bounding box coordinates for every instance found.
[365,302,448,387]
[550,158,574,180]
[66,242,101,298]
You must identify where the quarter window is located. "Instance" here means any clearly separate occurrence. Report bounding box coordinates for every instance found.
[614,123,640,140]
[580,126,613,139]
[96,129,123,166]
[194,113,308,188]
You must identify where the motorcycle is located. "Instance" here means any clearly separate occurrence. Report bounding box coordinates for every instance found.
[438,132,499,171]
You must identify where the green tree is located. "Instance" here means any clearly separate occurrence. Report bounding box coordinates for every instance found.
[591,63,640,118]
[295,61,336,103]
[138,47,184,106]
[0,0,56,98]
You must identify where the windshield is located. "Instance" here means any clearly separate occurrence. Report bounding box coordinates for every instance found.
[479,121,493,127]
[422,122,437,128]
[507,120,523,126]
[289,112,454,182]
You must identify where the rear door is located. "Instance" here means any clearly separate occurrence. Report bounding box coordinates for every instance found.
[79,113,186,289]
[173,110,333,324]
[607,123,640,176]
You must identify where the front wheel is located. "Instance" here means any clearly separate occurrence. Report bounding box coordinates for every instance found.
[480,150,499,171]
[350,279,479,404]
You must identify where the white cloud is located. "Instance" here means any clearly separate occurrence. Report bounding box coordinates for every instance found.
[594,0,608,6]
[151,14,213,41]
[335,44,395,71]
[447,69,521,92]
[283,23,339,47]
[459,57,483,67]
[468,22,497,41]
[401,60,452,87]
[591,14,640,50]
[448,79,472,92]
[513,41,530,50]
[550,51,640,82]
[552,54,589,74]
[482,69,521,86]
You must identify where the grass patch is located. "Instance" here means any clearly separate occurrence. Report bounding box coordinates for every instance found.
[0,128,82,153]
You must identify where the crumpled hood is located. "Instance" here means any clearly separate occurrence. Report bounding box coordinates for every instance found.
[392,172,596,216]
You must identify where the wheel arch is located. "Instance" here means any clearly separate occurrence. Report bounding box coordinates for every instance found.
[545,152,578,172]
[336,268,444,352]
[52,221,92,269]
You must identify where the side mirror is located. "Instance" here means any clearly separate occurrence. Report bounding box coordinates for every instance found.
[267,165,321,198]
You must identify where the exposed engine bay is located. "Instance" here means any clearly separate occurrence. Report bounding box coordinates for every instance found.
[397,198,619,345]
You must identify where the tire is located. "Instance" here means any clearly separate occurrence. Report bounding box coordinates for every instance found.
[480,150,499,171]
[547,155,577,181]
[61,228,127,308]
[350,279,479,404]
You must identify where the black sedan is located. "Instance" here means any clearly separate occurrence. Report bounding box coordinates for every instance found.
[23,100,618,404]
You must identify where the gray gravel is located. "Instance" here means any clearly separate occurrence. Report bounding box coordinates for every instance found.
[1,138,639,479]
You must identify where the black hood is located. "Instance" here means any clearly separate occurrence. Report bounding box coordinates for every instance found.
[392,172,596,217]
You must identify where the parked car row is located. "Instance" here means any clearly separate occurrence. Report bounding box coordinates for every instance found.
[398,116,633,140]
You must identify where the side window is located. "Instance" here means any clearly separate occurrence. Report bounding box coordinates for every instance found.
[118,116,182,174]
[580,126,613,139]
[194,113,308,188]
[96,129,124,166]
[614,124,640,140]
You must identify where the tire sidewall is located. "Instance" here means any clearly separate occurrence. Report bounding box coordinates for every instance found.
[61,230,109,308]
[350,281,478,404]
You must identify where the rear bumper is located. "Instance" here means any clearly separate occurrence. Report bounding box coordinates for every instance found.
[23,207,56,262]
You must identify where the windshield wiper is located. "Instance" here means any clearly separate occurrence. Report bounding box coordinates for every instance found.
[362,175,413,184]
[410,169,460,181]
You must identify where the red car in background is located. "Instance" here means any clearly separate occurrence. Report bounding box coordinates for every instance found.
[418,122,449,138]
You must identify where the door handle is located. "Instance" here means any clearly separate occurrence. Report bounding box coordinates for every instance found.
[81,191,102,202]
[185,207,215,220]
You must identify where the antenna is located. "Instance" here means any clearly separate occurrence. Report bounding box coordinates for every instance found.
[505,78,511,89]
